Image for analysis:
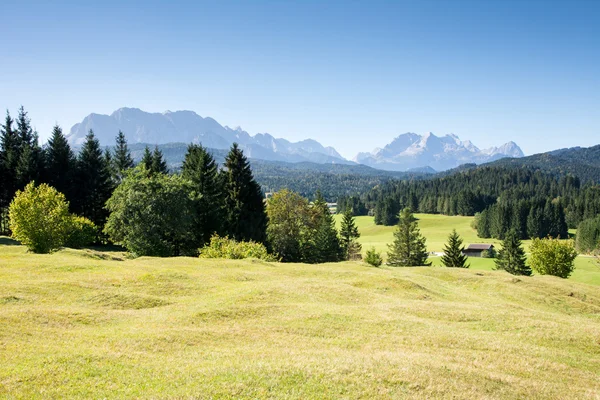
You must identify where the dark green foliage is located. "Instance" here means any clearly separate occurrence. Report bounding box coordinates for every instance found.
[302,192,342,263]
[374,197,400,226]
[45,125,76,202]
[223,143,267,243]
[494,230,531,276]
[266,189,310,262]
[340,207,361,260]
[387,208,431,267]
[181,144,226,246]
[72,130,113,230]
[0,111,18,233]
[575,216,600,254]
[441,229,469,268]
[151,146,168,174]
[337,196,368,216]
[112,131,134,182]
[104,167,197,257]
[364,247,383,267]
[141,146,153,170]
[14,107,45,189]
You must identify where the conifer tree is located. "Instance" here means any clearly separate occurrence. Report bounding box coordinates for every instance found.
[309,192,342,262]
[181,144,225,246]
[112,131,134,182]
[494,230,531,276]
[0,111,18,226]
[223,143,267,243]
[387,208,431,266]
[141,146,153,170]
[440,229,469,268]
[73,130,113,229]
[45,125,76,201]
[151,146,168,174]
[14,107,44,188]
[340,207,361,260]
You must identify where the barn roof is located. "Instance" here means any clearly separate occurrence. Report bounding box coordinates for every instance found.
[466,244,494,250]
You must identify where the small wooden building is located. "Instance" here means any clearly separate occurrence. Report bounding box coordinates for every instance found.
[463,244,494,257]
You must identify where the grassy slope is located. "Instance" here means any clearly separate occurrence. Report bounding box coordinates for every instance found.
[337,214,600,286]
[1,245,600,398]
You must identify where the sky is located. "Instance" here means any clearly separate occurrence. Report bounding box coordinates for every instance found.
[1,0,598,159]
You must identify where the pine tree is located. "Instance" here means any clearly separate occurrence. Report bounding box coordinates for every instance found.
[141,146,153,170]
[494,230,531,276]
[112,130,134,182]
[387,208,431,266]
[0,111,18,229]
[181,144,225,246]
[223,143,267,243]
[45,125,76,201]
[14,107,44,189]
[310,192,342,262]
[340,207,361,260]
[73,130,113,229]
[151,146,168,174]
[440,229,469,268]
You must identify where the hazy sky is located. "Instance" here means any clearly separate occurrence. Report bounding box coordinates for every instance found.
[1,0,598,158]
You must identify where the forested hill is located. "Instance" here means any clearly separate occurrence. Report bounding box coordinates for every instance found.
[480,144,600,183]
[121,143,430,200]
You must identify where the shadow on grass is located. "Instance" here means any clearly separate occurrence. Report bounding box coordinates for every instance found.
[0,236,20,246]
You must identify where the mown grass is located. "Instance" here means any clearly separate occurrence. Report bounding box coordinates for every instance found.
[1,244,600,398]
[336,214,600,286]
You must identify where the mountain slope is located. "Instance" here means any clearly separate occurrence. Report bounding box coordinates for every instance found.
[355,132,524,171]
[68,108,349,164]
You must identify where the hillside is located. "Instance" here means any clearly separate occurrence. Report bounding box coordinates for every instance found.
[0,244,599,398]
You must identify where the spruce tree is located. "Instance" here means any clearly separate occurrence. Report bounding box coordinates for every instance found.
[310,192,342,262]
[112,131,134,182]
[440,229,469,268]
[181,144,225,246]
[494,230,531,276]
[14,107,44,188]
[151,146,168,174]
[73,130,113,229]
[223,143,267,243]
[0,111,18,225]
[387,208,431,266]
[141,146,153,170]
[340,207,361,260]
[45,125,75,201]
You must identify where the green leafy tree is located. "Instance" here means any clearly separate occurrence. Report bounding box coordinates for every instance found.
[223,143,267,243]
[494,230,531,276]
[151,146,168,174]
[365,247,383,267]
[441,229,469,268]
[529,237,578,278]
[45,125,75,201]
[340,207,362,260]
[112,130,134,182]
[387,208,431,266]
[181,144,225,246]
[73,130,113,229]
[8,182,71,253]
[104,167,197,257]
[266,189,310,262]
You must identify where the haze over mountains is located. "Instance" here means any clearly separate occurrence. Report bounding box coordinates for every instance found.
[67,108,524,171]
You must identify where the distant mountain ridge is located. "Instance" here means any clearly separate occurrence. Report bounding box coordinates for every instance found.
[355,132,524,171]
[68,108,350,165]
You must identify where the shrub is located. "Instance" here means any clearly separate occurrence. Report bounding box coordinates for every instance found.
[575,216,600,254]
[481,248,496,258]
[529,237,578,278]
[65,216,97,248]
[8,182,71,253]
[199,235,278,261]
[365,247,383,267]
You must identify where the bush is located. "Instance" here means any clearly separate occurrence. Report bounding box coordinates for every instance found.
[199,235,278,261]
[529,237,578,278]
[65,216,97,248]
[8,182,71,253]
[575,216,600,254]
[365,247,383,267]
[481,248,496,258]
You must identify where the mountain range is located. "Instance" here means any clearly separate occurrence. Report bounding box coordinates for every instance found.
[67,108,524,171]
[355,132,524,171]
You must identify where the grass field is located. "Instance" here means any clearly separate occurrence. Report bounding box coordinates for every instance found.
[0,243,600,398]
[336,214,600,286]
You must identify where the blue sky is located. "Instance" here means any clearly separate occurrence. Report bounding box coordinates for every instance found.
[1,0,598,158]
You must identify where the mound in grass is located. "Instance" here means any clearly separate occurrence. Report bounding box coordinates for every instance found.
[0,244,599,398]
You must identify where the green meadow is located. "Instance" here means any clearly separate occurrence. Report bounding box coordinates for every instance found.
[1,213,600,398]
